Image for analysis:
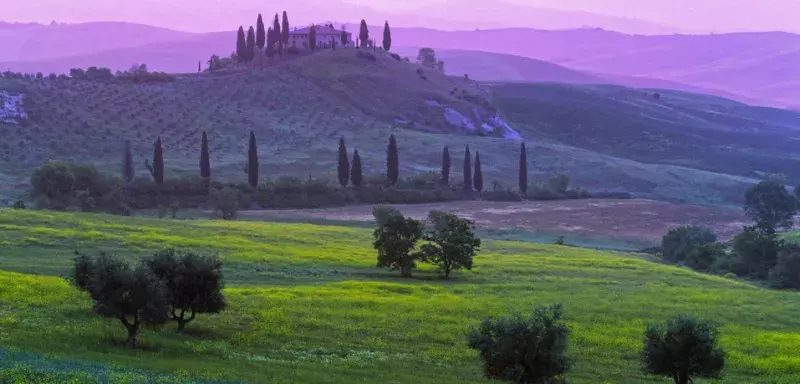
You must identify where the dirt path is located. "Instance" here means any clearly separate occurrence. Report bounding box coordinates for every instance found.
[241,199,748,245]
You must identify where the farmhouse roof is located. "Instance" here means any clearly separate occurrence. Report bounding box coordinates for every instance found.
[290,25,349,35]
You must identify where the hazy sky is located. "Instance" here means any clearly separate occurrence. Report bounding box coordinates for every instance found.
[4,0,799,33]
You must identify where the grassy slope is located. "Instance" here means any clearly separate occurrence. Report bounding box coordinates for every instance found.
[1,209,800,383]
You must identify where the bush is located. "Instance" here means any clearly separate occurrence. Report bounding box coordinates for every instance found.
[467,303,570,384]
[730,226,785,279]
[373,215,423,277]
[30,161,77,210]
[685,243,725,272]
[372,205,403,228]
[390,53,402,61]
[642,314,725,384]
[661,226,718,265]
[210,187,240,220]
[417,211,481,278]
[768,244,800,289]
[482,188,523,202]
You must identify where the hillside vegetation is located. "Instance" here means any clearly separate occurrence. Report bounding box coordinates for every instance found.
[0,209,799,383]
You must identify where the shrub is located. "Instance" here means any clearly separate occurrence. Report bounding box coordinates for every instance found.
[730,226,785,279]
[11,199,25,209]
[685,243,725,272]
[373,215,423,277]
[467,303,570,384]
[642,314,725,384]
[661,225,718,265]
[210,187,240,220]
[30,161,76,210]
[141,249,227,331]
[372,205,403,228]
[483,188,523,202]
[390,53,401,61]
[417,211,481,278]
[768,244,800,289]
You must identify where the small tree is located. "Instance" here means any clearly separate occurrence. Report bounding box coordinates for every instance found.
[387,134,399,186]
[473,151,483,193]
[142,249,227,331]
[337,137,350,187]
[144,136,164,185]
[210,187,240,220]
[199,132,211,180]
[744,180,797,234]
[359,19,369,48]
[463,145,472,193]
[418,211,481,278]
[519,142,528,195]
[121,140,134,206]
[661,225,718,265]
[341,29,348,47]
[731,225,784,279]
[382,21,392,51]
[373,215,423,277]
[68,253,170,348]
[30,161,76,210]
[642,314,725,384]
[441,146,451,185]
[351,149,363,188]
[768,244,800,289]
[467,303,570,383]
[246,131,259,188]
[373,205,402,228]
[417,48,437,68]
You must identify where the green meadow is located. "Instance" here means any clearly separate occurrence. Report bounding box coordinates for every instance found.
[0,209,799,383]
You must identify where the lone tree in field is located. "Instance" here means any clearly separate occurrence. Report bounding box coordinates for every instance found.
[441,146,451,185]
[463,145,472,192]
[473,151,483,193]
[256,14,266,52]
[144,136,164,185]
[200,132,210,180]
[642,314,725,384]
[744,180,797,234]
[467,303,571,383]
[309,24,317,52]
[69,252,170,348]
[281,12,290,50]
[246,26,256,62]
[519,142,527,195]
[359,19,369,48]
[246,131,259,188]
[236,26,246,63]
[373,215,423,277]
[351,149,363,187]
[273,14,282,55]
[418,211,481,278]
[142,249,227,332]
[383,21,392,51]
[337,137,350,187]
[387,134,399,186]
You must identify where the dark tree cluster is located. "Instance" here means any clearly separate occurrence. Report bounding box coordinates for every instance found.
[238,11,291,63]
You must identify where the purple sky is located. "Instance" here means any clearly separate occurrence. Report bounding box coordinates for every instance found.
[4,0,799,34]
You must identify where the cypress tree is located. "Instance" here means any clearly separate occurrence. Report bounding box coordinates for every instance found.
[309,25,317,52]
[463,145,472,192]
[200,132,210,179]
[359,20,369,48]
[236,26,246,63]
[256,14,266,50]
[473,151,483,193]
[152,136,164,185]
[387,134,399,186]
[337,137,350,187]
[246,26,256,62]
[266,27,275,58]
[519,142,528,195]
[122,140,134,204]
[441,146,451,185]
[247,131,259,188]
[383,21,392,51]
[351,149,363,188]
[273,14,282,55]
[281,12,290,48]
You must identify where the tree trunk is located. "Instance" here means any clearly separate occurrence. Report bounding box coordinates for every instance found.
[444,264,451,279]
[119,317,140,348]
[176,309,197,331]
[401,264,413,278]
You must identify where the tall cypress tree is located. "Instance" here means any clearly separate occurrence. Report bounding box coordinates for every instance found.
[351,149,363,188]
[359,20,369,48]
[281,12,290,49]
[246,26,256,62]
[122,140,134,204]
[236,26,246,63]
[383,21,392,51]
[473,151,483,193]
[247,131,259,188]
[337,137,350,187]
[200,132,210,179]
[309,24,317,52]
[152,136,164,185]
[266,27,275,58]
[273,14,282,55]
[441,146,450,185]
[519,142,528,195]
[256,14,266,50]
[463,145,472,192]
[387,134,398,185]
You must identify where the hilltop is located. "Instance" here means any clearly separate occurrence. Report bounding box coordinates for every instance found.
[2,47,793,206]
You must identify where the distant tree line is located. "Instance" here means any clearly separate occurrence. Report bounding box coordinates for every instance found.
[67,64,175,83]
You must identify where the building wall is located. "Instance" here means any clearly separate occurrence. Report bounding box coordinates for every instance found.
[290,32,353,49]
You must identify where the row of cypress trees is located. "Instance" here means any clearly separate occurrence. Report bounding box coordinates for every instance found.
[237,12,291,63]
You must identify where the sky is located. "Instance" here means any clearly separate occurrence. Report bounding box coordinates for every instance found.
[3,0,799,34]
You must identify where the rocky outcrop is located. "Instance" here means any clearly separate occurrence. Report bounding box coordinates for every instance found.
[0,91,27,124]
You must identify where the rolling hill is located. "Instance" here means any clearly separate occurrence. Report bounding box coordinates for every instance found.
[1,48,791,207]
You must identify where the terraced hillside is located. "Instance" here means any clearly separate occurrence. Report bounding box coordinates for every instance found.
[0,209,799,383]
[0,48,780,206]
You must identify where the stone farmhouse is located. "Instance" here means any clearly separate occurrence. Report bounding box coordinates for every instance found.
[289,24,353,50]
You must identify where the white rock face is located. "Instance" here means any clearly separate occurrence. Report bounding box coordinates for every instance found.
[486,116,522,139]
[0,91,27,124]
[443,107,476,131]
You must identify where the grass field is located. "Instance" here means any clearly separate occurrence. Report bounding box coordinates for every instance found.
[1,208,800,383]
[0,49,769,207]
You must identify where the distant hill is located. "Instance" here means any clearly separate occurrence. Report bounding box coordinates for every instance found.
[1,48,792,207]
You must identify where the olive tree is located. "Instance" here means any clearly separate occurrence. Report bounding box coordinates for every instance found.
[373,215,423,277]
[642,314,725,384]
[418,210,481,278]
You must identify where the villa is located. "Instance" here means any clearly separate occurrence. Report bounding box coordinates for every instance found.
[289,24,353,50]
